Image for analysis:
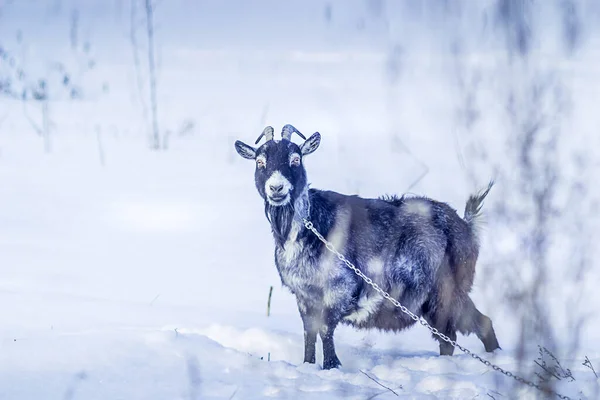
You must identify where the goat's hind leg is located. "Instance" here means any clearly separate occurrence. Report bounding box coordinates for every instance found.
[437,322,457,356]
[422,303,457,356]
[458,296,500,353]
[430,316,458,356]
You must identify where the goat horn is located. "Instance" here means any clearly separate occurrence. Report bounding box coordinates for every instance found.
[254,126,275,145]
[281,124,307,141]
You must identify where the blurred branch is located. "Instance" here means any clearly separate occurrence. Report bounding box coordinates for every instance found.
[130,0,150,132]
[266,285,273,317]
[144,0,160,150]
[95,125,106,166]
[583,356,598,378]
[1,24,99,152]
[186,356,201,400]
[130,0,161,149]
[360,370,400,396]
[62,371,87,400]
[0,107,9,129]
[449,6,594,398]
[21,101,43,135]
[228,388,238,399]
[405,163,429,193]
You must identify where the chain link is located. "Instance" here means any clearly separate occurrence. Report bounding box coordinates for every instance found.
[302,217,572,400]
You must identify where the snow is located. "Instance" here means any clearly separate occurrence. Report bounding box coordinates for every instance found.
[1,1,600,399]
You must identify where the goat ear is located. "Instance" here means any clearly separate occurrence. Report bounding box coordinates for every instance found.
[300,132,321,156]
[234,140,257,160]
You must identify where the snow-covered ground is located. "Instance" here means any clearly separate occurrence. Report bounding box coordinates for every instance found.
[1,1,600,399]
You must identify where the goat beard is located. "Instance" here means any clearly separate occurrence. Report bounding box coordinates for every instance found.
[264,201,295,247]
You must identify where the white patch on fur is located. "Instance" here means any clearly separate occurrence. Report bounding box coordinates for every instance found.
[324,208,351,259]
[367,257,385,278]
[383,284,406,309]
[278,190,309,270]
[344,293,383,323]
[279,219,302,266]
[297,301,307,313]
[274,191,317,294]
[282,273,313,295]
[343,257,386,322]
[265,171,293,205]
[404,199,432,219]
[322,208,352,307]
[323,285,351,308]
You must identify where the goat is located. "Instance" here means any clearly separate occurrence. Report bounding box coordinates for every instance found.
[234,125,500,369]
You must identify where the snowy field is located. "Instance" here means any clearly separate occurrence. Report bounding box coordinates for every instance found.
[1,1,600,399]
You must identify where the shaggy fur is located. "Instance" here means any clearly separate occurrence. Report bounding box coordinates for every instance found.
[264,202,296,247]
[235,127,500,369]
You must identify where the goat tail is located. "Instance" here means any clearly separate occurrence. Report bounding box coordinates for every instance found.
[464,180,494,235]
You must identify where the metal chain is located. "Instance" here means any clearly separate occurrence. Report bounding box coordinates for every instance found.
[301,218,572,400]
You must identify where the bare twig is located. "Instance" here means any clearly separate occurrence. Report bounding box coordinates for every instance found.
[543,347,575,381]
[228,387,238,399]
[360,370,400,396]
[535,346,575,382]
[365,386,404,400]
[583,356,598,378]
[266,286,273,316]
[149,294,160,306]
[95,125,105,166]
[534,360,562,381]
[535,371,547,383]
[406,163,429,192]
[366,389,402,400]
[390,133,429,192]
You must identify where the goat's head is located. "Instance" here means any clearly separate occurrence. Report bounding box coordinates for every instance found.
[234,124,321,207]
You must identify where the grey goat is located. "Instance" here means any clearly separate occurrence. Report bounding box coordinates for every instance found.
[234,125,500,369]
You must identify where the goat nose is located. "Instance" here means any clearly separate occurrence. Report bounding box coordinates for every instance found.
[270,183,284,193]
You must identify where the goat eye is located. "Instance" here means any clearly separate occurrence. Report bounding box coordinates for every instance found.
[291,156,300,166]
[256,159,265,168]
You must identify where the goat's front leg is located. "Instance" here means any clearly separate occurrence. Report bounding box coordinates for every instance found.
[319,307,342,369]
[319,276,357,369]
[297,298,320,364]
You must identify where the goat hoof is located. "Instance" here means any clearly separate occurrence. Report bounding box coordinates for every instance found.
[484,340,501,353]
[486,344,501,353]
[322,357,342,370]
[440,343,454,356]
